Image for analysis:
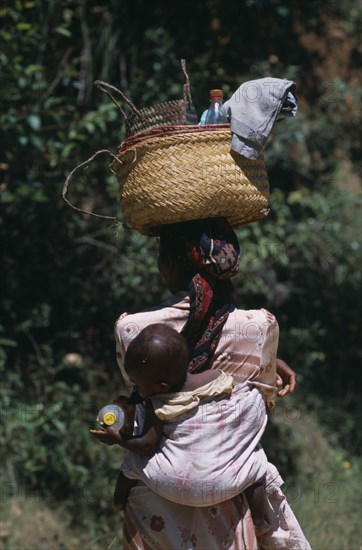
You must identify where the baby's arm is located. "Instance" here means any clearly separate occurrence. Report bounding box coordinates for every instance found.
[90,400,162,457]
[120,399,162,456]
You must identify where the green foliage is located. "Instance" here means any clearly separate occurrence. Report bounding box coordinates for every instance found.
[235,188,361,451]
[0,497,123,549]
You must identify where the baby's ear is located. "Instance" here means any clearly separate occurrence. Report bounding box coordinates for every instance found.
[159,382,170,393]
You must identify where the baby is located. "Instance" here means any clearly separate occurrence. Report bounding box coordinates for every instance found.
[93,323,271,536]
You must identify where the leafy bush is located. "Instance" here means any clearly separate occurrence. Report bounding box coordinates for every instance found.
[235,187,361,452]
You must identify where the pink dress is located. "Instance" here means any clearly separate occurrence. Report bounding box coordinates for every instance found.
[115,292,311,550]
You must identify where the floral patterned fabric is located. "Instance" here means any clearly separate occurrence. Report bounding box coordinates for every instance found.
[123,484,258,550]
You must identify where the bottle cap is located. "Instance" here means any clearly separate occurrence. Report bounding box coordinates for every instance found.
[210,89,223,99]
[103,411,117,426]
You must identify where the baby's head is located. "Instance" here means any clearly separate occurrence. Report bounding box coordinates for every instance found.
[124,324,189,399]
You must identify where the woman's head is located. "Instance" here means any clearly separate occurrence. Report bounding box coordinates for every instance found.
[157,218,241,373]
[158,218,240,292]
[124,323,189,398]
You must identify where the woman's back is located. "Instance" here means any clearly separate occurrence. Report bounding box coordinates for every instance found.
[115,292,278,409]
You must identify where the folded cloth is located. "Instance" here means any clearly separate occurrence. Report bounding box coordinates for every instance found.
[122,383,268,507]
[152,370,234,421]
[223,77,298,160]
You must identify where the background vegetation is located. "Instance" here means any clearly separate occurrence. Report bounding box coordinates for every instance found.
[1,0,361,548]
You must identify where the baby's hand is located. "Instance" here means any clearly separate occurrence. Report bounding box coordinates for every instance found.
[90,425,122,445]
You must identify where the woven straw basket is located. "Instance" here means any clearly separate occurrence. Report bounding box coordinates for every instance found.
[112,124,270,236]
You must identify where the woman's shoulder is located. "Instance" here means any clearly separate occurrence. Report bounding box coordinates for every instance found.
[228,307,277,326]
[115,291,190,344]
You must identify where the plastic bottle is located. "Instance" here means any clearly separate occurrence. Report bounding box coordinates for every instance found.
[97,404,125,430]
[202,89,227,124]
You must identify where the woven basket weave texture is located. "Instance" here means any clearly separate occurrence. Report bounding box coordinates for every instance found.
[126,99,198,136]
[112,126,269,236]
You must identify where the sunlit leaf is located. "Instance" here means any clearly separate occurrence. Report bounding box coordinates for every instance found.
[27,114,41,130]
[54,26,71,37]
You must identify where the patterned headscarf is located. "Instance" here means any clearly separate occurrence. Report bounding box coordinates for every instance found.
[159,218,240,373]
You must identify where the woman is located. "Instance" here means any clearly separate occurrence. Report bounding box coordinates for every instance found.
[94,218,310,550]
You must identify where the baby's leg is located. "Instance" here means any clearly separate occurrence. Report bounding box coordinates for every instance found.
[244,475,271,536]
[114,470,137,511]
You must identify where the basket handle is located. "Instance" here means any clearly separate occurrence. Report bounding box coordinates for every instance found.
[94,80,142,119]
[96,64,193,116]
[62,149,122,222]
[181,59,193,109]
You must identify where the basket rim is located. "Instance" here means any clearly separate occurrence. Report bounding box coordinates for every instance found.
[117,124,231,153]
